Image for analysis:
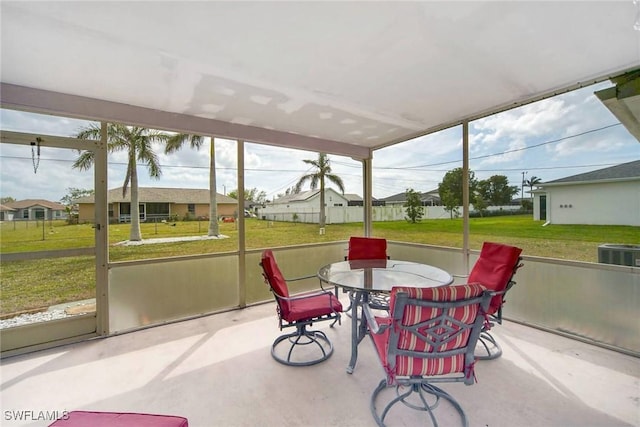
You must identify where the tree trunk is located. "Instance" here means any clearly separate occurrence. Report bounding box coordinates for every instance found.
[208,138,219,236]
[129,149,142,241]
[319,178,326,228]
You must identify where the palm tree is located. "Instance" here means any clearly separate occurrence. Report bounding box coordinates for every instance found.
[165,135,220,237]
[524,176,542,202]
[73,123,167,241]
[294,153,345,228]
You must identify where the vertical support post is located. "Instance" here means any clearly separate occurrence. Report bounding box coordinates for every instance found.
[237,140,246,308]
[363,154,373,236]
[462,121,470,273]
[95,122,109,335]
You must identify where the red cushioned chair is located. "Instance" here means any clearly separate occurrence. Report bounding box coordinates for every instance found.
[347,236,388,261]
[343,237,390,314]
[260,249,342,366]
[466,242,523,360]
[364,284,492,427]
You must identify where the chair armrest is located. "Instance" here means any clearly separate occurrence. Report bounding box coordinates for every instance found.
[285,273,333,291]
[275,288,335,303]
[288,271,342,297]
[285,274,317,283]
[363,303,391,335]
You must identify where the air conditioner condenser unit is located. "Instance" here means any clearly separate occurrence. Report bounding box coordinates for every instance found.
[597,244,640,267]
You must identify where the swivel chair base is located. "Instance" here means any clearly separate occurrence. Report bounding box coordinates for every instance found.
[371,379,468,427]
[475,331,503,360]
[271,324,334,366]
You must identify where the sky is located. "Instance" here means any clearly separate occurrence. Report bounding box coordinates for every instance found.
[1,80,639,204]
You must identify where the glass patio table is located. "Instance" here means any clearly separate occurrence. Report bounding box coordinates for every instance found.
[317,259,453,374]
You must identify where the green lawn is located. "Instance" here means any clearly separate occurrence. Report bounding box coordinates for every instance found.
[1,216,638,315]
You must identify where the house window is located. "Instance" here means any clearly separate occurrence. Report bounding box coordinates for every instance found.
[120,203,146,221]
[146,203,169,220]
[22,210,28,219]
[188,204,196,215]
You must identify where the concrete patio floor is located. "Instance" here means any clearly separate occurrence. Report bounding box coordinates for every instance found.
[1,297,638,427]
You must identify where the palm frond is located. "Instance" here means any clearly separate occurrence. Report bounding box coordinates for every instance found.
[72,151,95,170]
[326,174,345,193]
[165,133,204,153]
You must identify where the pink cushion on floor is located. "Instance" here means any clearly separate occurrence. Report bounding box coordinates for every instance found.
[48,411,188,427]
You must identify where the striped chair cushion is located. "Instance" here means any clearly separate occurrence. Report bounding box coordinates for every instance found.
[375,283,486,378]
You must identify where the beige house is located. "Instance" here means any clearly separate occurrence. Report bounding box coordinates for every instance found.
[76,187,238,223]
[4,199,67,221]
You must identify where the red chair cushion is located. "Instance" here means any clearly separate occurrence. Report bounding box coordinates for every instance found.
[468,242,522,315]
[261,250,291,316]
[372,283,486,379]
[48,411,188,427]
[347,236,388,260]
[284,292,343,323]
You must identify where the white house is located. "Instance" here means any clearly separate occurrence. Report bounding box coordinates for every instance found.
[533,160,640,226]
[260,189,350,222]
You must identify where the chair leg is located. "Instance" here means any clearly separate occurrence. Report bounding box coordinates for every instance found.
[475,330,503,360]
[371,379,468,427]
[271,324,334,366]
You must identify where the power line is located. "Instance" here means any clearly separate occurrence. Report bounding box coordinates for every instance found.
[375,122,622,170]
[2,122,624,173]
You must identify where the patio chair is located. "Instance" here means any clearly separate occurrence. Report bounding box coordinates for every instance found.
[466,242,523,360]
[364,283,492,427]
[343,236,390,315]
[260,249,342,366]
[347,236,389,261]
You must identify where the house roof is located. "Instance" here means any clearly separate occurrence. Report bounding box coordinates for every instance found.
[381,189,440,203]
[1,2,638,160]
[271,188,349,204]
[5,199,65,210]
[76,187,238,205]
[343,194,363,202]
[0,204,15,211]
[542,160,640,185]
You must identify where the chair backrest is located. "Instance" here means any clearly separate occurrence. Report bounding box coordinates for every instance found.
[383,284,490,385]
[468,242,523,315]
[347,236,388,260]
[260,250,291,317]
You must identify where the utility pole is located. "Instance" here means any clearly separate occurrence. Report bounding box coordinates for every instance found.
[521,171,527,206]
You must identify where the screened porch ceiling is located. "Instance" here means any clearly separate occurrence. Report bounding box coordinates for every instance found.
[1,1,639,159]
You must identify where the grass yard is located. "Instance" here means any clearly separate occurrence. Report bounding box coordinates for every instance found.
[1,216,638,316]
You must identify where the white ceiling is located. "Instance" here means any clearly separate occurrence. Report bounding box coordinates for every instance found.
[1,1,639,159]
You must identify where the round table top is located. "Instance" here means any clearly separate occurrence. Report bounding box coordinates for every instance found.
[317,259,453,293]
